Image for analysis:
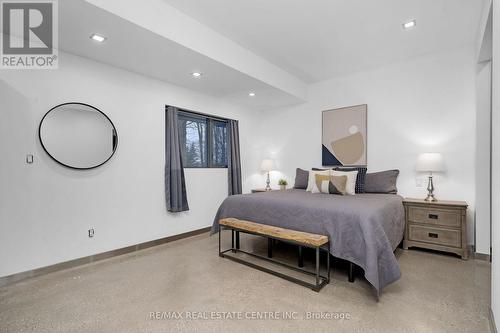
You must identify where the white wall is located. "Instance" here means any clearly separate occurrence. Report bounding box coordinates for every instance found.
[477,0,493,61]
[476,61,492,255]
[475,0,493,258]
[0,51,261,277]
[491,0,500,327]
[0,41,485,280]
[257,47,478,244]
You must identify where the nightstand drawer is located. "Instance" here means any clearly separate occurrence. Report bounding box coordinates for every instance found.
[409,225,461,248]
[408,207,461,227]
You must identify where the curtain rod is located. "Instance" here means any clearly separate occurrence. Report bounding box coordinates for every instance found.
[165,105,237,123]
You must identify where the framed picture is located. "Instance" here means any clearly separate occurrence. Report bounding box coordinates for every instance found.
[322,104,367,166]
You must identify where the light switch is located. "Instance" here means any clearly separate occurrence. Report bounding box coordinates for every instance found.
[26,154,34,164]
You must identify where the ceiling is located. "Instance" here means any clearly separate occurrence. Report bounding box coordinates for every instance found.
[163,0,485,83]
[57,0,303,110]
[8,0,484,110]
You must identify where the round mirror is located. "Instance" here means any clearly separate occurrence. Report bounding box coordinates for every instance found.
[39,103,118,169]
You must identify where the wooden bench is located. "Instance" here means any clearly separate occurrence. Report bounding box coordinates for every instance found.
[218,218,330,291]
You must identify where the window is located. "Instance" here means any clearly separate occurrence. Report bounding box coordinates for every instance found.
[178,111,228,168]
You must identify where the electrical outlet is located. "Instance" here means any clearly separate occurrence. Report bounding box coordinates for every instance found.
[88,229,94,238]
[415,177,424,188]
[26,154,33,164]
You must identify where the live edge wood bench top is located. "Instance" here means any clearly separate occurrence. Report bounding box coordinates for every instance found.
[219,218,329,247]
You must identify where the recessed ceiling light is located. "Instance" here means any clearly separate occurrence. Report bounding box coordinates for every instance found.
[248,92,256,97]
[191,72,202,78]
[403,20,416,30]
[90,34,107,42]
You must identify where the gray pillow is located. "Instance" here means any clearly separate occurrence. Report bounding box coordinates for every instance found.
[364,170,399,194]
[293,168,309,189]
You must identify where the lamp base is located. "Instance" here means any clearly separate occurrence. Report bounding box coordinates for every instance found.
[265,171,271,191]
[424,175,437,202]
[424,194,437,202]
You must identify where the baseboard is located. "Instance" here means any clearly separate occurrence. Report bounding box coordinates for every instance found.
[468,245,491,262]
[0,226,211,288]
[475,252,491,261]
[491,307,498,333]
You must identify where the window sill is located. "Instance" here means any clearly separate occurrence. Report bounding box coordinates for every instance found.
[183,167,228,169]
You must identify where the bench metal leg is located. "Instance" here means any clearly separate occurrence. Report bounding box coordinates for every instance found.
[298,246,303,267]
[348,262,355,283]
[231,230,235,253]
[218,228,222,257]
[326,251,330,283]
[315,247,320,286]
[235,231,240,249]
[268,238,273,258]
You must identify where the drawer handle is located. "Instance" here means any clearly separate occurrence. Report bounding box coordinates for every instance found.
[428,233,439,238]
[428,214,439,220]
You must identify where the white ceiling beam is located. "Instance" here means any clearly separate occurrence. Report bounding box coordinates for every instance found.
[85,0,308,101]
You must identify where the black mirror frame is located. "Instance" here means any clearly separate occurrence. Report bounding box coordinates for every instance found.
[38,102,118,170]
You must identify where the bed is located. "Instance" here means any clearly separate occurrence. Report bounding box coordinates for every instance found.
[212,189,405,295]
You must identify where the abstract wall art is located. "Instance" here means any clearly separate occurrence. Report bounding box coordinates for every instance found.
[322,104,367,166]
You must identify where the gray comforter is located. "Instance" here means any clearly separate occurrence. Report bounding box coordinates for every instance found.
[212,189,405,295]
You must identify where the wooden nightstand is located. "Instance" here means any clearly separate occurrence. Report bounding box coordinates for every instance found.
[251,188,273,193]
[403,198,468,259]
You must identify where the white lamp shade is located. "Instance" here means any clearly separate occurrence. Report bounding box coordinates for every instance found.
[416,153,445,172]
[260,159,276,172]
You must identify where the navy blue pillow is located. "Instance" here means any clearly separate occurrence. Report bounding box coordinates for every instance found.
[334,167,367,193]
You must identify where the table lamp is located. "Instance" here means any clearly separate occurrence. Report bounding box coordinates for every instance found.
[416,153,445,202]
[260,159,276,191]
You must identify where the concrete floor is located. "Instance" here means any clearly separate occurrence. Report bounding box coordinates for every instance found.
[0,232,491,333]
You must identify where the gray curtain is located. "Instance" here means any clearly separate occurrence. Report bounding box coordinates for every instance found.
[227,119,242,195]
[165,106,189,212]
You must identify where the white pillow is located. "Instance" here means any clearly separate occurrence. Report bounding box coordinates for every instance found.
[306,169,331,192]
[331,170,358,195]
